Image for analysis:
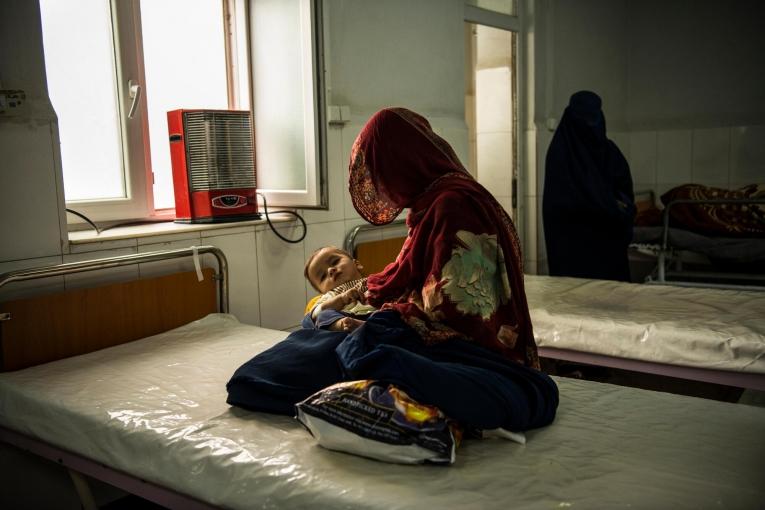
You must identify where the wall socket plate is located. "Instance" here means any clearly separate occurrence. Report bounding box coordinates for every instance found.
[0,90,26,115]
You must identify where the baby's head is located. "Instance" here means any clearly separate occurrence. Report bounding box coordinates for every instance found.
[304,246,364,294]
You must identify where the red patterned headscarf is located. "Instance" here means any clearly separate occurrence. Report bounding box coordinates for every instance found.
[349,108,539,368]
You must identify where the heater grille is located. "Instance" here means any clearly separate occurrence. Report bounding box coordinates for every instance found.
[183,111,256,191]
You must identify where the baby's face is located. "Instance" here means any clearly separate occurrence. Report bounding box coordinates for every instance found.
[308,248,363,294]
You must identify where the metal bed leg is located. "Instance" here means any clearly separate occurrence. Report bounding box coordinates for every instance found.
[67,468,98,510]
[657,251,666,283]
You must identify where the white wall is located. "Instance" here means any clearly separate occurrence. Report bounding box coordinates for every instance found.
[326,0,465,120]
[0,0,67,264]
[626,0,765,130]
[624,0,765,199]
[528,0,629,132]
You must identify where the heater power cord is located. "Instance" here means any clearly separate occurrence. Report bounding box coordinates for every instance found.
[257,192,307,244]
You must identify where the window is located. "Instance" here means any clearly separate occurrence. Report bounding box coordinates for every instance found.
[39,0,326,225]
[250,0,327,208]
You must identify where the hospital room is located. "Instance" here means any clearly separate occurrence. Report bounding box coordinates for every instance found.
[0,0,763,508]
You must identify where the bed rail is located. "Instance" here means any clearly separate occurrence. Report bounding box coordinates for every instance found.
[660,197,765,252]
[652,198,765,289]
[344,219,406,255]
[0,245,229,313]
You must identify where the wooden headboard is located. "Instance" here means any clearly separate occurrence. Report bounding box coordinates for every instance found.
[345,220,407,276]
[0,246,227,372]
[355,237,407,275]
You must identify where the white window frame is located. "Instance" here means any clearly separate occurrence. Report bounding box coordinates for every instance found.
[62,0,153,223]
[62,0,326,226]
[248,0,328,210]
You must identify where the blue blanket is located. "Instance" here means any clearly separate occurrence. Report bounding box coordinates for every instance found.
[226,311,558,431]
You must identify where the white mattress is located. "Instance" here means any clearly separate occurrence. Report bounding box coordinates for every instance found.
[0,314,763,509]
[525,275,765,373]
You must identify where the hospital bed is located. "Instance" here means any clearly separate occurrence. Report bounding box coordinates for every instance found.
[525,274,765,391]
[1,247,763,509]
[631,187,765,290]
[346,222,765,392]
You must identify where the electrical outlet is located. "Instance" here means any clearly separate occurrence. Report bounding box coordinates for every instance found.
[0,90,26,115]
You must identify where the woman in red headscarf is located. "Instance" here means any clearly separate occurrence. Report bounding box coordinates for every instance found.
[228,110,555,433]
[350,107,539,369]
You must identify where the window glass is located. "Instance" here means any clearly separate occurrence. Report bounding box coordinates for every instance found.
[39,0,125,202]
[140,0,229,209]
[251,0,310,191]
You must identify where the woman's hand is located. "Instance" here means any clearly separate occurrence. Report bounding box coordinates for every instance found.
[322,288,366,311]
[328,317,364,333]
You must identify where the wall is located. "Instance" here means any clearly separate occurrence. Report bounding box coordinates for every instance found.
[625,0,765,199]
[626,0,765,130]
[0,0,67,268]
[0,0,469,332]
[326,0,465,120]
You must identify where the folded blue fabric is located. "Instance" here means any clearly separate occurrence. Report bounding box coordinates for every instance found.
[336,311,558,431]
[226,327,346,415]
[226,310,558,431]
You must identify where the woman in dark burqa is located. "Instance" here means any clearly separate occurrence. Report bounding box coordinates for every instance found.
[542,91,636,281]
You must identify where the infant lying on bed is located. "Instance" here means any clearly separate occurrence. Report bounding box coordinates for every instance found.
[303,246,377,332]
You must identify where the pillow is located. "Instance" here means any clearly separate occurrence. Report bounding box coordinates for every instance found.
[296,380,460,465]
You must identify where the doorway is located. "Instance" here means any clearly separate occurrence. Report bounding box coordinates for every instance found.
[465,22,518,219]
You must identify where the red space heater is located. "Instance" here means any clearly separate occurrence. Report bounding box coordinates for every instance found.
[167,109,261,223]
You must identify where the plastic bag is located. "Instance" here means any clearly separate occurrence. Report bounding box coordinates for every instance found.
[296,380,460,464]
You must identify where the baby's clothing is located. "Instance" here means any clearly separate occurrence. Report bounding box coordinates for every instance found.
[310,277,377,320]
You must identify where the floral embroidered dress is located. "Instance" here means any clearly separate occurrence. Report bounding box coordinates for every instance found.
[349,107,539,369]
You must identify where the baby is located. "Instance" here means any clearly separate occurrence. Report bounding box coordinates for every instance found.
[304,246,377,332]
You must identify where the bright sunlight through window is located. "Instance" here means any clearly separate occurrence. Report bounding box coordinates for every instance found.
[140,0,229,210]
[40,0,230,210]
[39,0,124,202]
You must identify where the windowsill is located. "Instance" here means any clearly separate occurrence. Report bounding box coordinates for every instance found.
[68,214,295,245]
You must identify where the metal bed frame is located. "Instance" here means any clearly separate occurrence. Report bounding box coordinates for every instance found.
[645,197,765,291]
[0,246,228,510]
[536,345,765,392]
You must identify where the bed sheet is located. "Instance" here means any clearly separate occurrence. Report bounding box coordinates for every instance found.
[525,275,765,374]
[0,314,763,509]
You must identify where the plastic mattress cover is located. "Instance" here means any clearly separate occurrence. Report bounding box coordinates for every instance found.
[525,275,765,373]
[1,314,763,509]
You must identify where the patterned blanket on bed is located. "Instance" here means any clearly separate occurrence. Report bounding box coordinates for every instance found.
[660,183,765,238]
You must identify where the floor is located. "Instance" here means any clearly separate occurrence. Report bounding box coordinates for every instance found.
[101,495,168,510]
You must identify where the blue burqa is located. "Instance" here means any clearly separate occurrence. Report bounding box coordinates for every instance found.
[543,91,636,281]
